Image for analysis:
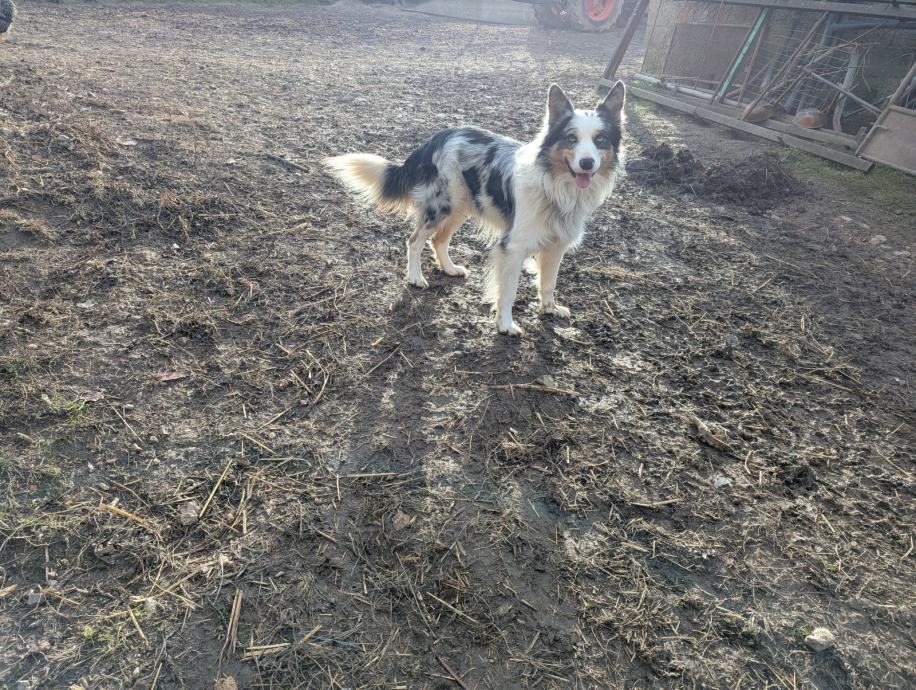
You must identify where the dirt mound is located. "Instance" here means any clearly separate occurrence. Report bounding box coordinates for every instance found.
[627,145,802,213]
[688,153,803,211]
[626,143,703,186]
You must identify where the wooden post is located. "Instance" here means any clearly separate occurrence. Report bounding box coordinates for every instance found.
[600,0,652,84]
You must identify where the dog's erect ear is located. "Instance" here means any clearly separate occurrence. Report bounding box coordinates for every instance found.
[597,81,626,119]
[546,84,574,126]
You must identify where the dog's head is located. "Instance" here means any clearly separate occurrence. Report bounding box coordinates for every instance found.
[538,82,625,190]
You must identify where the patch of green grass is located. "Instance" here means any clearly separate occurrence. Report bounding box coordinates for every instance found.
[63,400,88,429]
[39,456,63,480]
[131,604,152,622]
[13,510,71,531]
[80,625,98,642]
[41,394,90,429]
[81,624,117,648]
[624,99,655,125]
[81,620,135,655]
[0,356,33,380]
[630,99,657,115]
[781,150,916,216]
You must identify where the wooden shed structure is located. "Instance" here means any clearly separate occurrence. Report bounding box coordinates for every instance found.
[617,0,916,173]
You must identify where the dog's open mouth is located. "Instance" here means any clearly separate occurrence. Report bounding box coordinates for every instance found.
[567,161,594,189]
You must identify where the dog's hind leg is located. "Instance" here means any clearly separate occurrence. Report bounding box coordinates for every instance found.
[431,215,469,278]
[536,242,571,318]
[406,219,439,289]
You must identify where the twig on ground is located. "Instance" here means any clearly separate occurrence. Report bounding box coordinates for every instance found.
[264,153,309,172]
[199,460,233,520]
[100,501,156,531]
[436,654,473,690]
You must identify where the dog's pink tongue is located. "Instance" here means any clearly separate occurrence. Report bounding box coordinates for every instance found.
[575,173,592,189]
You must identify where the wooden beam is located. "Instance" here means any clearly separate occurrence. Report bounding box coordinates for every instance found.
[800,66,881,113]
[759,117,860,150]
[626,76,862,148]
[629,85,873,171]
[690,0,916,21]
[601,0,652,83]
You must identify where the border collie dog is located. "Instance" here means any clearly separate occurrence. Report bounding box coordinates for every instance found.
[325,82,625,336]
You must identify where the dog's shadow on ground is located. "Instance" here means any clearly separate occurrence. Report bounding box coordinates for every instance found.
[338,280,453,474]
[341,272,545,474]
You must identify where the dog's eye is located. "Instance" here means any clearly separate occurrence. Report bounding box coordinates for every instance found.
[565,133,577,145]
[595,134,607,146]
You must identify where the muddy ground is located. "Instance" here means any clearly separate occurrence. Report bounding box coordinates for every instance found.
[1,2,914,689]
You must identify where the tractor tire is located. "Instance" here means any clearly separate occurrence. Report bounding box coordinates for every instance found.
[533,2,571,29]
[566,0,622,32]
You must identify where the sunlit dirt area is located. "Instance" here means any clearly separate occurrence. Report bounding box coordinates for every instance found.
[1,2,914,688]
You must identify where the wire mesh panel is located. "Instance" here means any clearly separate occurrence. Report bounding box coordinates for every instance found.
[661,23,752,86]
[640,2,915,135]
[725,13,885,122]
[643,1,761,76]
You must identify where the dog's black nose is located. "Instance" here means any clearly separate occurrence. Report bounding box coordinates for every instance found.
[579,158,594,171]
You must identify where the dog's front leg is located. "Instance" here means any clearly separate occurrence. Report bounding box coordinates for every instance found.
[494,239,532,337]
[536,242,571,319]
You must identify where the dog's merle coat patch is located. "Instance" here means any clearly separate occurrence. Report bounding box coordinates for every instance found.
[377,126,521,231]
[538,115,574,157]
[461,166,483,210]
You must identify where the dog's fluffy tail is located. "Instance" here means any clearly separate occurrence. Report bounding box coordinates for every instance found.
[324,153,415,215]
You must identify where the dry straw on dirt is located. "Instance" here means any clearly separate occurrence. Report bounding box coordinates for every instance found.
[1,3,914,690]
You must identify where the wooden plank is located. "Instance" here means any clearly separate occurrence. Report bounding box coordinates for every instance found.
[629,86,874,171]
[857,106,916,176]
[691,0,916,21]
[800,66,881,114]
[761,118,860,150]
[630,82,861,149]
[856,61,916,158]
[601,0,652,82]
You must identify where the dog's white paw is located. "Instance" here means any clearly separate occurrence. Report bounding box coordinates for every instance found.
[443,264,469,278]
[541,303,571,319]
[498,321,524,337]
[408,275,429,289]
